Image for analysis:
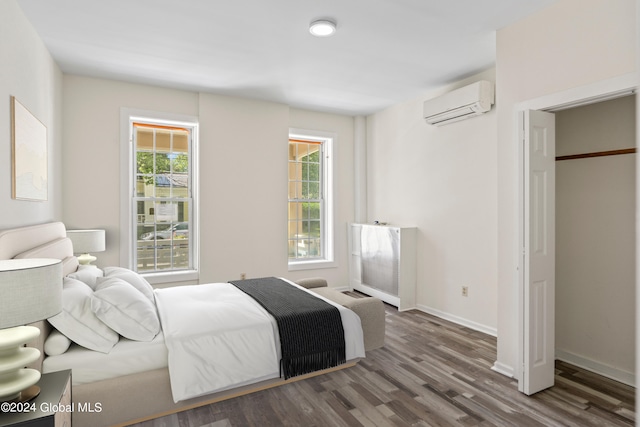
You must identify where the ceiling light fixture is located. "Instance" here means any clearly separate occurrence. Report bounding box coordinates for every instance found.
[309,20,337,37]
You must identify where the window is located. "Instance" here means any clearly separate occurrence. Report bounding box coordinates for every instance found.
[288,129,334,269]
[121,111,198,282]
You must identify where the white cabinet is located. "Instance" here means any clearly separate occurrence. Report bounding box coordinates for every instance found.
[348,223,416,311]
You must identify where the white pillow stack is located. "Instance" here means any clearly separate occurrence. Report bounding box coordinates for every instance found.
[66,265,104,289]
[101,267,155,302]
[47,266,161,354]
[48,277,119,353]
[91,276,160,341]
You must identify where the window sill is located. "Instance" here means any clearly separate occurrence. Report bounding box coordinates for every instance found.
[288,259,337,272]
[142,270,199,286]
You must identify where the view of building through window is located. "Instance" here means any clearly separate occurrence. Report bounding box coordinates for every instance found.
[288,138,323,260]
[133,122,193,272]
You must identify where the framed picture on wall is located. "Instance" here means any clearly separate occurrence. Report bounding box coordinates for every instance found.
[11,96,48,201]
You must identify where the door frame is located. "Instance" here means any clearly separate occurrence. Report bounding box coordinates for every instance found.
[515,72,637,391]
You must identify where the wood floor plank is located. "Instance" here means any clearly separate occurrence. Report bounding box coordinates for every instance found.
[129,298,635,427]
[349,407,394,427]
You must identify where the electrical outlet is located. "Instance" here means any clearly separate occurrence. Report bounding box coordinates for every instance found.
[240,273,246,280]
[462,286,468,297]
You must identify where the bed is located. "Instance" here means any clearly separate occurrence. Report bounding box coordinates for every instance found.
[0,222,365,426]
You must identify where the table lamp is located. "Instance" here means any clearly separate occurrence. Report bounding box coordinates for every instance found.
[0,258,62,402]
[66,229,106,265]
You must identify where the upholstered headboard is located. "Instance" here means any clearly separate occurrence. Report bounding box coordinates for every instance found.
[0,221,80,369]
[0,221,79,276]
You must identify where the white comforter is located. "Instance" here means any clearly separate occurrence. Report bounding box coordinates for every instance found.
[154,280,365,402]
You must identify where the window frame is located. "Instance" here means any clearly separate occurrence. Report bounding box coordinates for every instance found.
[120,109,199,284]
[288,128,336,271]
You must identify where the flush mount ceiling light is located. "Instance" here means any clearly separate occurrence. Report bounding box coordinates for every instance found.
[309,20,337,37]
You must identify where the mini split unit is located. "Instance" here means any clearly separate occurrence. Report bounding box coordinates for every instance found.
[423,80,495,126]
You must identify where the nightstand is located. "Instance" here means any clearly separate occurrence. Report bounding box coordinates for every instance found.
[0,370,71,427]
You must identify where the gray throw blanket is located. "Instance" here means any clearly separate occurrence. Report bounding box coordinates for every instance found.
[229,277,346,379]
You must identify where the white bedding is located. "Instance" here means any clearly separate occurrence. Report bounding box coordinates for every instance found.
[43,278,365,402]
[155,280,365,402]
[42,333,168,385]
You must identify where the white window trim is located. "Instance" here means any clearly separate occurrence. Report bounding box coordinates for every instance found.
[288,128,336,271]
[120,108,200,284]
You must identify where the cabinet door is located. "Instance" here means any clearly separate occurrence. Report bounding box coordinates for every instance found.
[349,223,417,311]
[361,225,399,295]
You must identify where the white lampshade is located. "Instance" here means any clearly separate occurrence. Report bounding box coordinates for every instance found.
[0,259,63,329]
[66,229,106,254]
[66,229,106,265]
[0,258,63,402]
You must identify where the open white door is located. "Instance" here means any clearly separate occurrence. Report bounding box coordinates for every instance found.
[520,109,555,395]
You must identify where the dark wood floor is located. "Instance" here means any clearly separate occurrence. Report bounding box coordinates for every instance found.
[131,297,635,427]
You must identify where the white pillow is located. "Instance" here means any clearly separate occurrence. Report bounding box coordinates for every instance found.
[44,329,72,356]
[91,277,160,342]
[48,278,119,353]
[101,267,154,302]
[67,265,104,290]
[102,266,132,276]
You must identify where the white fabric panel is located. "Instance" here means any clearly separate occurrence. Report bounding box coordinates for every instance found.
[43,333,168,385]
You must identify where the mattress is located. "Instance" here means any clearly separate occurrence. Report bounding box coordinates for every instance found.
[42,332,168,385]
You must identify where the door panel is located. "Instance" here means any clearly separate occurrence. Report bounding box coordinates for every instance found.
[521,110,555,395]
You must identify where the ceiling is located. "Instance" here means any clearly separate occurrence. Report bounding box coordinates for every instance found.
[16,0,557,116]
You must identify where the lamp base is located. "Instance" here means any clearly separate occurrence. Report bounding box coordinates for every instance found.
[0,326,42,402]
[77,253,97,265]
[6,385,40,403]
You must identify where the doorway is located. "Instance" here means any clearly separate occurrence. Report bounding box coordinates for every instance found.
[554,95,636,386]
[517,73,637,395]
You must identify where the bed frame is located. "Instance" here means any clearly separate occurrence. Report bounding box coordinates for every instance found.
[0,222,356,427]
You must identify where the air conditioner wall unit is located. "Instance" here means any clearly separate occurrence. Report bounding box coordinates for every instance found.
[423,80,494,126]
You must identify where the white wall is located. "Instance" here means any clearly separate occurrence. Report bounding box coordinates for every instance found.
[495,0,637,376]
[0,0,63,228]
[365,68,498,333]
[62,76,199,268]
[197,93,290,282]
[62,76,356,284]
[555,96,636,384]
[287,108,355,287]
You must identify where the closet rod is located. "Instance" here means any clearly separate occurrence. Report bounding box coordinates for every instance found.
[556,148,636,161]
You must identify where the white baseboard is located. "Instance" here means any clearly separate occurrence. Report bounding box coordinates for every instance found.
[415,304,497,337]
[413,304,514,380]
[365,298,634,386]
[555,349,636,387]
[491,361,516,379]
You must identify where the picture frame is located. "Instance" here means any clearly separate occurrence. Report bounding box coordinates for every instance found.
[11,96,48,201]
